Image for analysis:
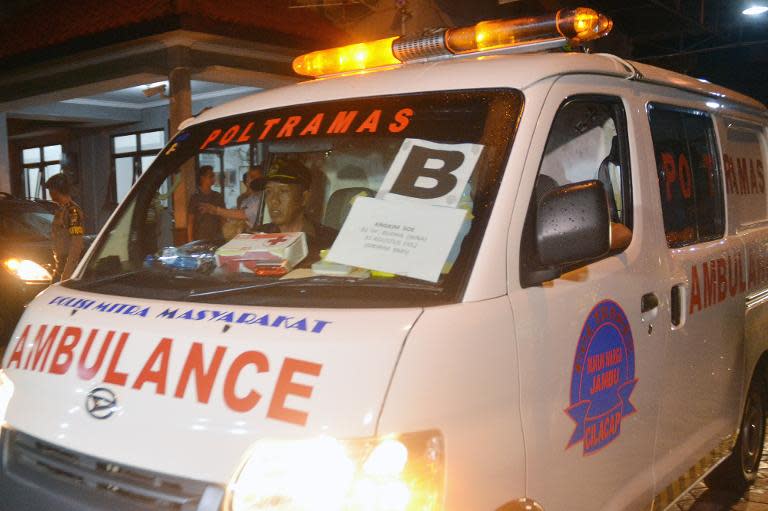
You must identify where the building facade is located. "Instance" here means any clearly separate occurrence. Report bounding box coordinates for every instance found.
[0,0,347,233]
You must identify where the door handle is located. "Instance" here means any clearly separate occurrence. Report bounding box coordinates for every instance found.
[641,293,659,313]
[640,292,659,327]
[671,283,687,329]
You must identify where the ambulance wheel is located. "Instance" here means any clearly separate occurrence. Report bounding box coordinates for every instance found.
[705,382,765,490]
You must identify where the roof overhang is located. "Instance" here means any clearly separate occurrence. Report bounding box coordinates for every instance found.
[0,30,303,112]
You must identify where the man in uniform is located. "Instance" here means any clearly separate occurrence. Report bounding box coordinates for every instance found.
[45,173,84,281]
[253,161,337,263]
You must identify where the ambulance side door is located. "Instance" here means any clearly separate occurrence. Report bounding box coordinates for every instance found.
[508,76,669,511]
[646,101,745,499]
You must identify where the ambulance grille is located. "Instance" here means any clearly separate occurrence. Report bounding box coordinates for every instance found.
[4,430,223,510]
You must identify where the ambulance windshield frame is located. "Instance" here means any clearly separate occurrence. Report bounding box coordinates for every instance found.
[70,89,522,308]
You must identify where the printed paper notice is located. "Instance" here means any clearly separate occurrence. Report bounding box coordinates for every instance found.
[326,197,466,282]
[376,138,484,208]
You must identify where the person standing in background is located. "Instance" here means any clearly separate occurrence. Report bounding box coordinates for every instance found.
[200,164,265,235]
[45,173,84,281]
[238,165,265,210]
[187,165,224,241]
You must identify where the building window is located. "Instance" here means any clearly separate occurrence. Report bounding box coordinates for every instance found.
[199,143,264,208]
[111,130,165,203]
[22,144,62,200]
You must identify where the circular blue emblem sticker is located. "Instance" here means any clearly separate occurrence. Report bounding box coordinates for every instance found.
[566,300,637,455]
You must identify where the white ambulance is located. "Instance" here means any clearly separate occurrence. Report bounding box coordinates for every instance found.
[1,7,767,511]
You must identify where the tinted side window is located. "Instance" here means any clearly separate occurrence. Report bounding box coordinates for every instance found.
[648,105,724,247]
[537,97,632,227]
[721,120,767,227]
[520,96,631,287]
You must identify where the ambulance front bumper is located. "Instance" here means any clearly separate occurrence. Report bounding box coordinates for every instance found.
[0,425,224,511]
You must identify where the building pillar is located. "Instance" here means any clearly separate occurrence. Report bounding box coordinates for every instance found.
[169,67,195,244]
[0,113,10,193]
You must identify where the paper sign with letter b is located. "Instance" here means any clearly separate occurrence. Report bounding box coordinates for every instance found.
[377,138,484,208]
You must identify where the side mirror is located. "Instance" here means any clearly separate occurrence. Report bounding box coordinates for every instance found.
[536,180,611,267]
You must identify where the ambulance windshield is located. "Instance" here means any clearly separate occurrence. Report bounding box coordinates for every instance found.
[72,90,522,307]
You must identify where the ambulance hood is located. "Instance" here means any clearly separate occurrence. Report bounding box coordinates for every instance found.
[1,287,421,484]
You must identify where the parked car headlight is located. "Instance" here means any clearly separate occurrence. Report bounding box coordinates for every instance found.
[224,430,444,511]
[3,258,52,283]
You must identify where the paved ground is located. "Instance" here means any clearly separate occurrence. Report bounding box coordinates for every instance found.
[676,440,768,510]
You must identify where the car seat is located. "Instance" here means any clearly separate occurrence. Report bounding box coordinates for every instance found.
[324,187,374,230]
[597,136,621,222]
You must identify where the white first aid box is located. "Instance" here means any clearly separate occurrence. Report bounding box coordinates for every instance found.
[214,232,308,273]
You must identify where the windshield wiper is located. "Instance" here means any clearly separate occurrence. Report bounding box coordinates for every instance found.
[185,275,440,300]
[71,266,193,289]
[70,268,155,288]
[185,279,293,299]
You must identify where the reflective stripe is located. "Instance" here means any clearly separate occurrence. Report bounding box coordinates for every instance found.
[746,288,768,310]
[651,434,736,510]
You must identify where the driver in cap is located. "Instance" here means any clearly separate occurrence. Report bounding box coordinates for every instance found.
[252,161,337,262]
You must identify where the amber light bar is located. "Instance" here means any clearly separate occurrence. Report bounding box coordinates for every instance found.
[292,37,400,78]
[292,7,613,78]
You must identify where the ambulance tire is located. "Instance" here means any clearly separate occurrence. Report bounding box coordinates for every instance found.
[705,381,766,491]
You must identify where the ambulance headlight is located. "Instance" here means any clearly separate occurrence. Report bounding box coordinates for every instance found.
[0,370,15,423]
[224,430,444,511]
